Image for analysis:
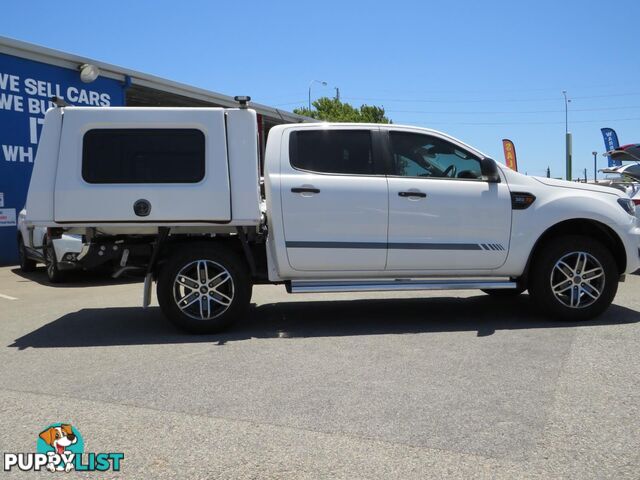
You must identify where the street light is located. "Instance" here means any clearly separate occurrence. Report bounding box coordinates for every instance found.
[592,151,598,181]
[562,90,571,134]
[308,80,328,111]
[562,90,572,181]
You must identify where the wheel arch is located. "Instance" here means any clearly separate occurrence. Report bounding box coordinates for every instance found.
[523,218,626,284]
[156,236,259,279]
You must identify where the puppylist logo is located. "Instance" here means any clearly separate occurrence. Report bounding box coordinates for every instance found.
[3,423,124,473]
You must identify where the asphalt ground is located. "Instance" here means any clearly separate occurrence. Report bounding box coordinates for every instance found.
[0,265,638,479]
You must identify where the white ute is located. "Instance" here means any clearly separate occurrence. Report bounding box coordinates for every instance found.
[25,101,640,333]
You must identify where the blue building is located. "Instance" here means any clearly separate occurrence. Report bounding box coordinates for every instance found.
[0,36,304,265]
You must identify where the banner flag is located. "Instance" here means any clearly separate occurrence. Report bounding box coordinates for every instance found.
[601,128,621,167]
[502,139,518,171]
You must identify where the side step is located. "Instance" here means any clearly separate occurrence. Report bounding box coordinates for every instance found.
[288,278,517,294]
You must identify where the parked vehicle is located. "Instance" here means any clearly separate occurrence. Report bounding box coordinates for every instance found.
[598,163,640,220]
[25,103,640,333]
[17,209,82,282]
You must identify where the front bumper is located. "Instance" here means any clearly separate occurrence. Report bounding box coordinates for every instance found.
[621,225,640,274]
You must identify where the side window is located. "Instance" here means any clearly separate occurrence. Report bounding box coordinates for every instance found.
[389,131,483,180]
[83,129,205,184]
[290,130,375,175]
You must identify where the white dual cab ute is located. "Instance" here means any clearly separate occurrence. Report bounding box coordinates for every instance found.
[26,100,640,333]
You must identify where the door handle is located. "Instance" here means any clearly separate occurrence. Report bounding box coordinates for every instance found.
[292,187,320,194]
[398,191,426,198]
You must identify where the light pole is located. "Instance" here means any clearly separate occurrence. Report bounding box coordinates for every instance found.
[308,80,327,111]
[592,151,598,181]
[562,90,572,181]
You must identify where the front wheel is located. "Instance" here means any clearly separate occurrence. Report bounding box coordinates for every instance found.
[528,235,618,321]
[157,244,252,334]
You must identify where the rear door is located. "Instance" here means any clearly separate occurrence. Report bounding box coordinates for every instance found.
[279,127,389,271]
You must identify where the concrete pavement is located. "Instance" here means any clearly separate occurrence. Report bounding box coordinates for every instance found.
[0,265,638,478]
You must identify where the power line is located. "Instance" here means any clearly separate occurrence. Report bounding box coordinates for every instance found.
[269,90,640,108]
[342,92,640,104]
[346,82,637,96]
[272,100,307,107]
[404,116,640,127]
[386,105,640,115]
[272,94,640,109]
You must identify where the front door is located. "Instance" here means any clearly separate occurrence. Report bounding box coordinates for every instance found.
[280,127,388,271]
[385,130,511,271]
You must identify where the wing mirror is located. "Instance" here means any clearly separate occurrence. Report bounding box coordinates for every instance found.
[481,157,501,183]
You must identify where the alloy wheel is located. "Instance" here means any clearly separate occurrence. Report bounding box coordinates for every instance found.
[45,245,56,279]
[550,251,605,309]
[173,260,235,320]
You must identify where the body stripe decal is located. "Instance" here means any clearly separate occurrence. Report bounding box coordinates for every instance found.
[286,241,490,251]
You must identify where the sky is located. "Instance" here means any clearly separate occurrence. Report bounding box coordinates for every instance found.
[3,0,639,179]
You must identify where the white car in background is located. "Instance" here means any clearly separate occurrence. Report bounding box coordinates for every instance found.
[599,163,640,220]
[17,209,82,282]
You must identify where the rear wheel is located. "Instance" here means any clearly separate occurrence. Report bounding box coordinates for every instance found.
[18,237,37,272]
[157,244,252,334]
[528,235,618,321]
[44,241,64,283]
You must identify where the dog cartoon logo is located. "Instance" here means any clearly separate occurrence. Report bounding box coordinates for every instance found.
[37,423,84,472]
[4,423,123,473]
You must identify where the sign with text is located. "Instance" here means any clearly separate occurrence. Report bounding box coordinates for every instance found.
[600,127,622,167]
[0,53,125,263]
[501,139,518,171]
[0,208,16,227]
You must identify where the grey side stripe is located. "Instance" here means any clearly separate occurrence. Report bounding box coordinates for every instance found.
[389,242,482,251]
[286,241,482,251]
[286,241,384,249]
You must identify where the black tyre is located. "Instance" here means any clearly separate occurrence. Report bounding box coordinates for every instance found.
[18,237,37,272]
[157,243,252,334]
[528,235,618,321]
[44,241,64,283]
[482,287,526,296]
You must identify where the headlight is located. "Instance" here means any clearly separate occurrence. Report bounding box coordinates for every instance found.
[617,197,636,216]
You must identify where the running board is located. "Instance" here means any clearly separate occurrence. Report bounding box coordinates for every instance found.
[288,279,517,294]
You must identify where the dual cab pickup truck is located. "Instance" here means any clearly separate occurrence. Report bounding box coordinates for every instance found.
[25,102,640,332]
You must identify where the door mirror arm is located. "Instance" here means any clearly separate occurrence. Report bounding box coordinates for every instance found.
[481,157,501,183]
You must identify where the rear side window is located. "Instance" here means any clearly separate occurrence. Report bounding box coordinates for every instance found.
[290,130,374,175]
[82,129,205,184]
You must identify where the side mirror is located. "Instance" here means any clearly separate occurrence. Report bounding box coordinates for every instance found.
[481,158,501,183]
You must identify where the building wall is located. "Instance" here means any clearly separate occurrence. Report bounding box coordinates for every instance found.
[0,53,125,265]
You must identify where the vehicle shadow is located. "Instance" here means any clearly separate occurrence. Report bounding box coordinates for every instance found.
[10,267,143,288]
[8,294,640,349]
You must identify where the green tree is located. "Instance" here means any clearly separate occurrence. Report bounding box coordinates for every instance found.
[294,97,391,123]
